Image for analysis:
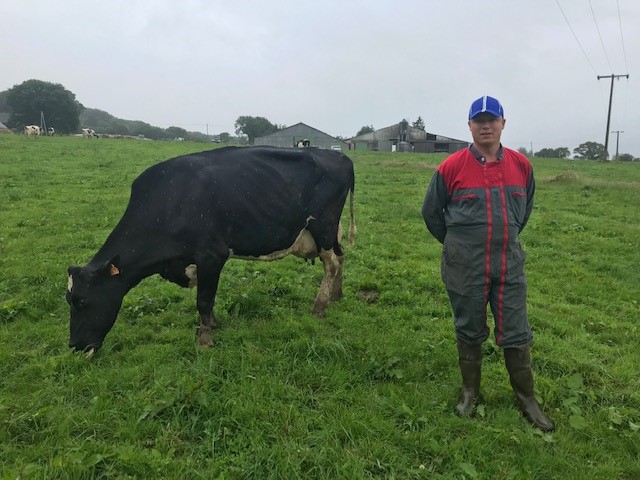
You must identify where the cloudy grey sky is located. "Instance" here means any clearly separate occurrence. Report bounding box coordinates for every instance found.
[2,1,638,157]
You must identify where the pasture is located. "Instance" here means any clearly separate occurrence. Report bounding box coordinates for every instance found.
[0,135,639,479]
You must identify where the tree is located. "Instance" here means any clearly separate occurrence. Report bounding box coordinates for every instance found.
[573,141,605,160]
[356,125,375,136]
[219,132,231,143]
[616,153,637,162]
[412,116,426,131]
[234,116,280,144]
[518,147,532,156]
[166,126,188,138]
[534,147,570,159]
[5,79,82,134]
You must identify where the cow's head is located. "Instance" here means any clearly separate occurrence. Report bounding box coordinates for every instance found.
[66,255,125,358]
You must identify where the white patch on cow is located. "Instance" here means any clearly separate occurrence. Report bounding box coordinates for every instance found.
[185,264,198,288]
[229,216,320,262]
[230,228,318,262]
[67,275,73,293]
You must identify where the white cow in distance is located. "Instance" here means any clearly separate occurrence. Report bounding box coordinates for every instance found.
[24,125,41,137]
[82,128,98,138]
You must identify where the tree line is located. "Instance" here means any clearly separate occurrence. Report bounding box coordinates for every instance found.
[0,80,232,142]
[2,79,433,144]
[520,143,638,162]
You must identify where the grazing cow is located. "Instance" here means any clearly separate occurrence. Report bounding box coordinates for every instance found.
[24,125,40,137]
[48,127,55,136]
[82,128,98,138]
[66,146,356,358]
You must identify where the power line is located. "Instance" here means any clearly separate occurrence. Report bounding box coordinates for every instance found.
[589,0,613,72]
[555,0,598,75]
[616,0,630,73]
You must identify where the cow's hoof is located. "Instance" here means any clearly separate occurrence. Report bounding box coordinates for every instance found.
[196,326,214,347]
[311,308,326,318]
[198,334,214,348]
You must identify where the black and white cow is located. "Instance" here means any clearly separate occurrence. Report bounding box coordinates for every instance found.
[82,128,98,138]
[67,146,356,357]
[24,125,40,137]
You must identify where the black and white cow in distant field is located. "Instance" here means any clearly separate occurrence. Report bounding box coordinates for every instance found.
[24,125,40,137]
[82,128,98,138]
[66,146,356,358]
[296,139,311,148]
[47,127,55,136]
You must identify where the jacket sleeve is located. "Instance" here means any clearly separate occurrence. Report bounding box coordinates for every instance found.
[520,170,535,232]
[422,170,449,244]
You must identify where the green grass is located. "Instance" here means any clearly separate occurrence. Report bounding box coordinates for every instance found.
[1,135,639,479]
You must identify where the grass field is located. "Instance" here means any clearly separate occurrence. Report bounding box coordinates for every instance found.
[1,135,639,479]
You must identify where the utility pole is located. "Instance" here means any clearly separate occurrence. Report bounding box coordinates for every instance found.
[40,111,48,136]
[597,74,629,160]
[611,130,623,160]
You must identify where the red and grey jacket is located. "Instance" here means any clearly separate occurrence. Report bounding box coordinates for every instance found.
[422,145,534,245]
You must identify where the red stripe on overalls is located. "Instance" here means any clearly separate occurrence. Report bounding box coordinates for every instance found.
[483,187,492,336]
[496,185,509,345]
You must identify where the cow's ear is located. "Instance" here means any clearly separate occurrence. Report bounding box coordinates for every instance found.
[99,255,121,277]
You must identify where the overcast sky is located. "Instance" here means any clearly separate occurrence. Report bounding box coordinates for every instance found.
[2,1,638,157]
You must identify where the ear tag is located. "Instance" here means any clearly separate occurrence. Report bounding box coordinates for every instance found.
[110,264,120,276]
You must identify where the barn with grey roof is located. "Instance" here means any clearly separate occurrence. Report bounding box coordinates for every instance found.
[254,122,347,150]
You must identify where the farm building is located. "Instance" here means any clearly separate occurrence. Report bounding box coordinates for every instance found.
[347,120,469,153]
[254,122,347,150]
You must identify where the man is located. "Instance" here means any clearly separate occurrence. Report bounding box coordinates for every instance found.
[421,95,554,432]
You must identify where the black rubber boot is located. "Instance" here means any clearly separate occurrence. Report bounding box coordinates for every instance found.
[504,347,555,432]
[455,339,482,417]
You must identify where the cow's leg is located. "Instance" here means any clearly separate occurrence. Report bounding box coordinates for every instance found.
[312,248,340,317]
[330,246,345,301]
[195,257,226,347]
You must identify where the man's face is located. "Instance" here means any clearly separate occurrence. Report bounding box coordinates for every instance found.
[468,113,506,148]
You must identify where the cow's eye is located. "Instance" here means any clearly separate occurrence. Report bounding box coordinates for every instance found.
[74,297,88,309]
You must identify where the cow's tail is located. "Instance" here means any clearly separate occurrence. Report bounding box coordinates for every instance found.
[347,182,356,248]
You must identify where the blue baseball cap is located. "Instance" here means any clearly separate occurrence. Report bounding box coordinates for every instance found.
[469,95,504,120]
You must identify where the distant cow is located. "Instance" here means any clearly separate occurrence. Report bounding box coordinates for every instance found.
[67,146,356,358]
[297,139,311,148]
[48,127,55,136]
[24,125,40,137]
[82,128,98,138]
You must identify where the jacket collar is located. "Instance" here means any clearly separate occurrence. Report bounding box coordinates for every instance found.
[469,144,504,164]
